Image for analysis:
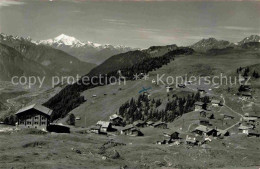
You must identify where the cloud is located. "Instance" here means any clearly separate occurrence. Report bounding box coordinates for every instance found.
[103,19,129,26]
[136,28,161,33]
[103,18,138,27]
[220,26,258,31]
[0,0,25,7]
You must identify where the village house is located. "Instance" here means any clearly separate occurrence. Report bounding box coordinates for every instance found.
[240,92,252,100]
[211,99,221,107]
[90,125,101,134]
[197,88,206,96]
[248,129,260,137]
[96,121,112,133]
[109,114,124,126]
[153,122,167,129]
[192,125,217,137]
[133,120,146,128]
[221,113,235,120]
[238,124,254,134]
[199,117,212,126]
[243,116,258,123]
[120,124,143,136]
[177,84,186,88]
[146,121,155,127]
[15,104,53,131]
[200,110,214,119]
[216,129,230,137]
[166,86,174,93]
[184,135,202,146]
[47,124,70,133]
[156,139,171,145]
[194,102,206,111]
[163,130,180,140]
[244,111,260,119]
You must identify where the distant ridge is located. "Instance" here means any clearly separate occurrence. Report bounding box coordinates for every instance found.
[37,34,137,65]
[191,35,260,52]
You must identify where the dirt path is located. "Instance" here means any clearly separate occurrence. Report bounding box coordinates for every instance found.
[221,95,244,131]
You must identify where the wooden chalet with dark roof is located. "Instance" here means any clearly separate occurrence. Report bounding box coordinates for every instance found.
[16,104,53,131]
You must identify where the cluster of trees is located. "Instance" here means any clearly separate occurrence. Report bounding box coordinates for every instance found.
[67,113,75,125]
[0,115,16,125]
[252,71,259,78]
[44,48,194,121]
[121,48,194,80]
[118,91,204,123]
[236,66,259,78]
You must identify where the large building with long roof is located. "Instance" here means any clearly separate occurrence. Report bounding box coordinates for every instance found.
[16,104,53,130]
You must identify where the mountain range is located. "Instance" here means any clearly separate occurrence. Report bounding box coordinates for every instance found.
[0,33,96,84]
[37,34,136,65]
[190,35,260,52]
[0,33,259,84]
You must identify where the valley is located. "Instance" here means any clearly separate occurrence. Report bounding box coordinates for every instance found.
[1,34,260,169]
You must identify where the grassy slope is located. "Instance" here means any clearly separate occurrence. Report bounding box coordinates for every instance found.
[64,50,260,127]
[0,129,259,169]
[1,49,260,169]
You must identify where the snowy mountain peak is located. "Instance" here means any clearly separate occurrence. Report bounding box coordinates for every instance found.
[37,34,135,51]
[39,34,85,47]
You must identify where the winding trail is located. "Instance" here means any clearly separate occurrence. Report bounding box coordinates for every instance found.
[220,95,244,131]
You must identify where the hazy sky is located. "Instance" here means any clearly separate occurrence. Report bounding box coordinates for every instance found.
[0,0,259,48]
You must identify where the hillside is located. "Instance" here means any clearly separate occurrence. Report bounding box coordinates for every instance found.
[89,44,179,75]
[0,43,53,81]
[88,50,150,75]
[51,47,260,127]
[44,46,194,121]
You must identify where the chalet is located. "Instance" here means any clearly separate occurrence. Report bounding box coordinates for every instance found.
[240,92,252,100]
[248,129,260,137]
[96,121,112,133]
[241,84,251,91]
[164,130,180,140]
[194,102,206,111]
[221,113,235,120]
[238,125,253,134]
[153,122,167,129]
[199,117,211,126]
[120,124,143,136]
[200,111,207,117]
[211,100,221,107]
[133,120,146,128]
[120,124,134,135]
[197,88,206,96]
[178,84,186,88]
[244,112,260,119]
[146,121,155,127]
[200,110,214,119]
[166,86,174,93]
[243,116,258,123]
[192,125,217,136]
[129,128,143,136]
[216,129,229,137]
[185,135,199,146]
[109,114,124,126]
[47,124,70,133]
[15,104,53,131]
[156,139,170,145]
[90,125,101,134]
